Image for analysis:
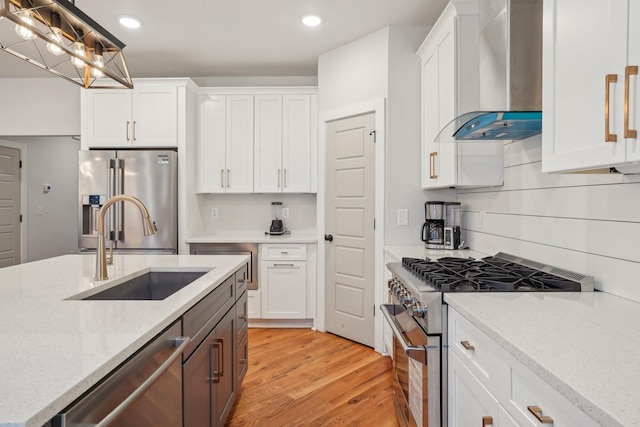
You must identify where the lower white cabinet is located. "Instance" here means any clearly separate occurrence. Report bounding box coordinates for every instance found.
[449,351,499,427]
[448,307,599,427]
[247,290,261,318]
[260,244,308,319]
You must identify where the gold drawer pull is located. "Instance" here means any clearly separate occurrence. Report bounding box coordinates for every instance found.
[605,74,618,142]
[429,152,438,179]
[482,416,493,427]
[528,405,554,423]
[625,65,638,139]
[461,340,475,351]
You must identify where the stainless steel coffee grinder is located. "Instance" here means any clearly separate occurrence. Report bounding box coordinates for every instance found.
[444,202,461,249]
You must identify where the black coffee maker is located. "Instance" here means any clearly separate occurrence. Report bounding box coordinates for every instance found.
[421,201,445,249]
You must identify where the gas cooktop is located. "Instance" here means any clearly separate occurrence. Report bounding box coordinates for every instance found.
[401,252,594,292]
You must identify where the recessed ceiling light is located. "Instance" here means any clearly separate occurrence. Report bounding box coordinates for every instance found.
[118,16,142,29]
[302,15,322,27]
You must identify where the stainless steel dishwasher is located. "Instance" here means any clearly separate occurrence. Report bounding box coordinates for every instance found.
[54,321,188,427]
[190,243,258,290]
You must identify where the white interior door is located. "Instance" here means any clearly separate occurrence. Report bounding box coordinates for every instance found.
[0,146,21,267]
[325,112,375,347]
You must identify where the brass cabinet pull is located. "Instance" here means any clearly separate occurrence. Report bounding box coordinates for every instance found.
[133,121,137,141]
[429,152,438,179]
[625,65,638,139]
[482,416,493,426]
[227,169,230,188]
[220,169,224,188]
[126,121,130,141]
[527,406,554,423]
[284,169,288,188]
[278,169,281,188]
[605,74,618,142]
[461,340,475,351]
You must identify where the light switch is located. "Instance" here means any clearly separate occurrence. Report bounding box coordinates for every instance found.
[282,208,289,218]
[397,209,408,226]
[211,208,219,219]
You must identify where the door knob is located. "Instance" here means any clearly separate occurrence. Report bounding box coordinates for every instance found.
[324,234,333,242]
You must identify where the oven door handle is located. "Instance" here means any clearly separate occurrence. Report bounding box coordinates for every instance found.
[381,304,427,363]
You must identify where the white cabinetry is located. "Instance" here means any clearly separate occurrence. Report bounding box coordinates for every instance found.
[542,0,640,173]
[417,1,503,189]
[254,95,315,193]
[197,95,254,193]
[260,244,308,319]
[197,88,317,194]
[82,82,179,148]
[448,307,599,427]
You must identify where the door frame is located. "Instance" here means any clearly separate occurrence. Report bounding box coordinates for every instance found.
[0,139,27,264]
[316,98,386,353]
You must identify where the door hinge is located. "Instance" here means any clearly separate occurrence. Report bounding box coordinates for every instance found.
[373,305,376,316]
[19,160,22,168]
[19,214,22,222]
[369,130,376,143]
[373,218,376,230]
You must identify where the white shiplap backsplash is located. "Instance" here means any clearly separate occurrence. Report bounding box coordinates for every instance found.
[458,135,640,303]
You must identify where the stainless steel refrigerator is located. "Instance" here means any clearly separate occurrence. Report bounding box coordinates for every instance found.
[78,150,178,253]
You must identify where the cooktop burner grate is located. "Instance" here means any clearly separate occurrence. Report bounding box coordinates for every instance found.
[401,256,584,292]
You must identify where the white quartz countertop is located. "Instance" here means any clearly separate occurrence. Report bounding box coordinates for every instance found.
[445,292,640,427]
[384,244,488,261]
[186,230,317,244]
[0,253,249,427]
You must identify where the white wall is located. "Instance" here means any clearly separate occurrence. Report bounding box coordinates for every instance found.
[0,79,80,136]
[195,193,317,234]
[1,136,80,262]
[459,135,640,303]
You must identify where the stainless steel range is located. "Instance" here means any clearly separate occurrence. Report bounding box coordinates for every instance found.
[381,252,594,427]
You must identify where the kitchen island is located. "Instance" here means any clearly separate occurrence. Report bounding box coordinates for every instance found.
[0,253,249,427]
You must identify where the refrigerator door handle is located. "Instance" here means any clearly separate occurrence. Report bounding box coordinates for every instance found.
[116,159,125,241]
[107,159,117,242]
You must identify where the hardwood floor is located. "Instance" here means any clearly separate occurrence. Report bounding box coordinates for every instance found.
[226,328,398,427]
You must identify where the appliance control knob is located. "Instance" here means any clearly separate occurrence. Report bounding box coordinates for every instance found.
[409,303,428,318]
[387,279,395,290]
[401,293,414,305]
[394,285,405,298]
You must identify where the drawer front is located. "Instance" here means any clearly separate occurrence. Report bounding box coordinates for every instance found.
[182,274,235,360]
[247,289,261,318]
[448,308,508,394]
[507,361,599,427]
[261,244,307,261]
[236,290,248,343]
[235,262,249,295]
[236,331,248,387]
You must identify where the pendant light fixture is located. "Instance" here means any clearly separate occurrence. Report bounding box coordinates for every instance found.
[0,0,133,89]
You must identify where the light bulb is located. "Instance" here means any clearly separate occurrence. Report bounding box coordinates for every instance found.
[91,44,104,78]
[71,41,86,68]
[14,10,37,40]
[46,13,64,56]
[46,27,64,56]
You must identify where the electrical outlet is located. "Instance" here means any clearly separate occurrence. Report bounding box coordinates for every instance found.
[397,209,408,226]
[282,207,289,218]
[211,208,219,219]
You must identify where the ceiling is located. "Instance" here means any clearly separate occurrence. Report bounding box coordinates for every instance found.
[0,0,448,80]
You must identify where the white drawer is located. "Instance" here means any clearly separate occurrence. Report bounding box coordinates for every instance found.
[506,358,599,427]
[448,308,508,395]
[261,244,307,261]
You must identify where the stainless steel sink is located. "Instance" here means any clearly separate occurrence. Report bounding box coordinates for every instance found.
[83,271,208,301]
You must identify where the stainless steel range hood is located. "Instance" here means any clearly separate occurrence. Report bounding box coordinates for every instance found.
[437,0,543,143]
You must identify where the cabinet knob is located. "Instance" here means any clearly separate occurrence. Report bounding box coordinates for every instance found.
[460,340,475,351]
[324,234,333,242]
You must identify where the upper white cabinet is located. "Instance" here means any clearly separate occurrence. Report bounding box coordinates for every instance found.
[254,95,314,193]
[197,95,254,193]
[197,88,317,194]
[417,1,503,189]
[82,82,180,148]
[542,0,640,173]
